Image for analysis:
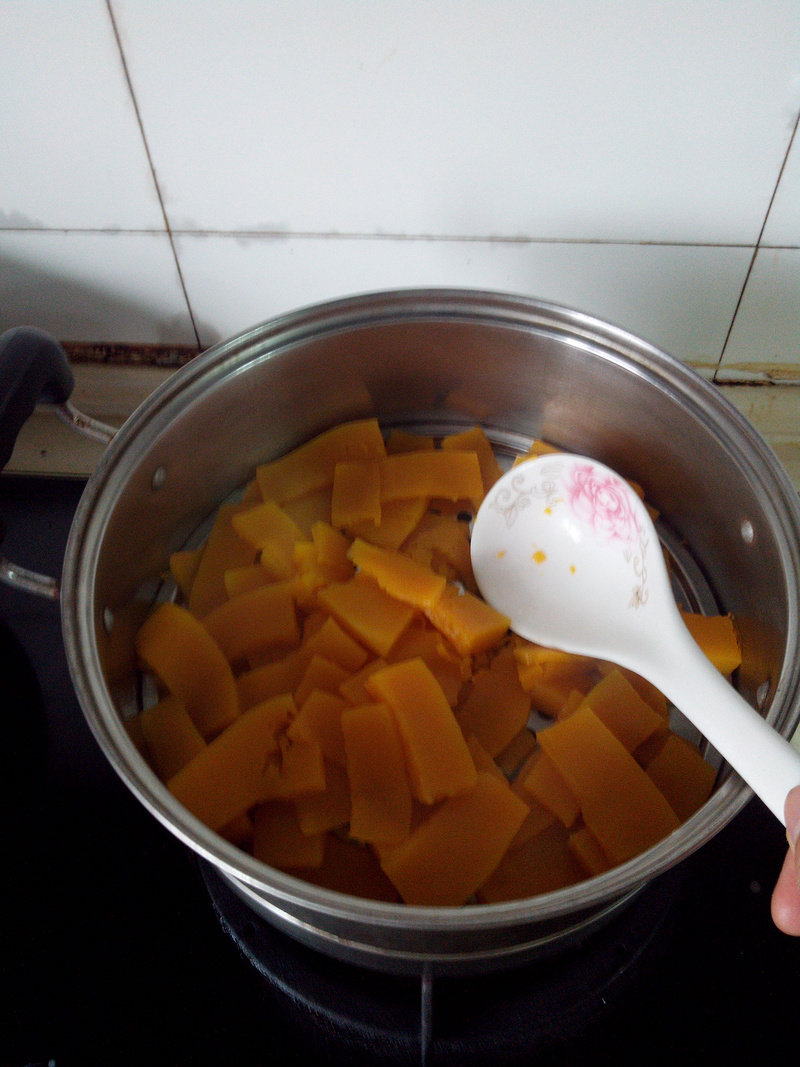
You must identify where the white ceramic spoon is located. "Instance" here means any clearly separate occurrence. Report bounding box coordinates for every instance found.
[470,452,800,825]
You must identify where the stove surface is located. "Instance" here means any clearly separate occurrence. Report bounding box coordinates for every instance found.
[1,474,797,1066]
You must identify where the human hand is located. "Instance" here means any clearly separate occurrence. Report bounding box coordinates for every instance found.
[771,784,800,935]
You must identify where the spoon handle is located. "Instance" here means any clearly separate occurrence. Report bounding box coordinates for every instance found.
[645,618,800,826]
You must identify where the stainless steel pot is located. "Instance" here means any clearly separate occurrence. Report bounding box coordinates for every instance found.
[4,290,800,974]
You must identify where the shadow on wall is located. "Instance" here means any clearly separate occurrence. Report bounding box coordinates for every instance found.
[0,251,219,350]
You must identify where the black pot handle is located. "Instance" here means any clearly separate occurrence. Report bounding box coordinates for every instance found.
[0,327,75,471]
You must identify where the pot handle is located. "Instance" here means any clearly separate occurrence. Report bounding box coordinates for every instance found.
[0,327,116,599]
[0,327,76,470]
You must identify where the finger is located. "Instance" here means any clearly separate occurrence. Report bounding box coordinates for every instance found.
[770,847,800,935]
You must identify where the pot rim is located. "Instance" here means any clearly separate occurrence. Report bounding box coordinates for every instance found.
[60,287,800,932]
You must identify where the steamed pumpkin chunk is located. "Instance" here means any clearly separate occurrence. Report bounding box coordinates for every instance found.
[139,694,205,780]
[187,502,256,617]
[201,581,299,664]
[347,537,447,611]
[365,658,477,805]
[167,694,295,831]
[644,733,717,821]
[135,601,239,739]
[331,459,383,528]
[317,573,416,657]
[538,706,681,864]
[379,772,529,906]
[252,801,325,870]
[455,644,530,757]
[477,820,585,903]
[680,611,742,676]
[255,418,386,502]
[342,701,414,845]
[578,668,667,753]
[379,449,485,507]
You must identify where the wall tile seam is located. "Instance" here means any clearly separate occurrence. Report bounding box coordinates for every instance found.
[105,0,200,347]
[4,227,798,250]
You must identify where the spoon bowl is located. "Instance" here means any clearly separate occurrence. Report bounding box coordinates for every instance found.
[471,453,800,825]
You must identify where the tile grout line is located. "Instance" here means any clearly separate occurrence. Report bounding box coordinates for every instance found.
[105,0,202,350]
[6,225,800,249]
[714,110,800,382]
[4,226,800,250]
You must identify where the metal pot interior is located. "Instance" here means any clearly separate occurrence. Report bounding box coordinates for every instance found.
[60,290,800,972]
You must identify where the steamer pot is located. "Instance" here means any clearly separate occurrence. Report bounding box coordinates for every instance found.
[6,290,800,974]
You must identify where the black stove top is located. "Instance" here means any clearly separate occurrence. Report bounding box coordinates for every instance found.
[1,474,797,1066]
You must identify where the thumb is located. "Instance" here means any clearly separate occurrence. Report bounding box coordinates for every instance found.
[770,783,800,935]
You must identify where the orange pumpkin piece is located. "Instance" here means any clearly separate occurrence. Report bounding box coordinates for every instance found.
[578,668,667,753]
[441,425,503,492]
[507,756,557,849]
[385,429,435,453]
[346,496,430,550]
[557,688,587,720]
[294,761,352,835]
[495,727,538,778]
[477,821,584,903]
[519,749,581,829]
[201,580,299,664]
[521,674,590,719]
[465,735,507,781]
[258,735,327,801]
[310,521,355,582]
[139,694,206,781]
[223,562,272,598]
[512,640,597,681]
[232,498,305,560]
[293,655,352,707]
[169,548,203,601]
[680,612,742,676]
[380,772,529,906]
[236,648,309,710]
[288,688,348,766]
[424,584,509,657]
[296,834,402,902]
[644,733,717,821]
[338,658,388,705]
[568,825,612,877]
[135,601,239,740]
[255,418,386,503]
[538,706,680,865]
[365,657,477,805]
[401,512,475,588]
[187,503,256,617]
[342,702,414,845]
[252,801,325,870]
[456,645,531,757]
[167,693,295,831]
[379,450,485,507]
[303,615,368,672]
[331,459,382,528]
[317,573,416,657]
[347,537,447,611]
[606,665,670,719]
[219,812,255,850]
[386,624,467,706]
[281,486,334,538]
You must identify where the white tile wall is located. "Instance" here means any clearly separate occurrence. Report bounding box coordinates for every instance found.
[174,233,752,365]
[1,231,196,345]
[2,1,799,370]
[1,0,162,230]
[719,248,800,378]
